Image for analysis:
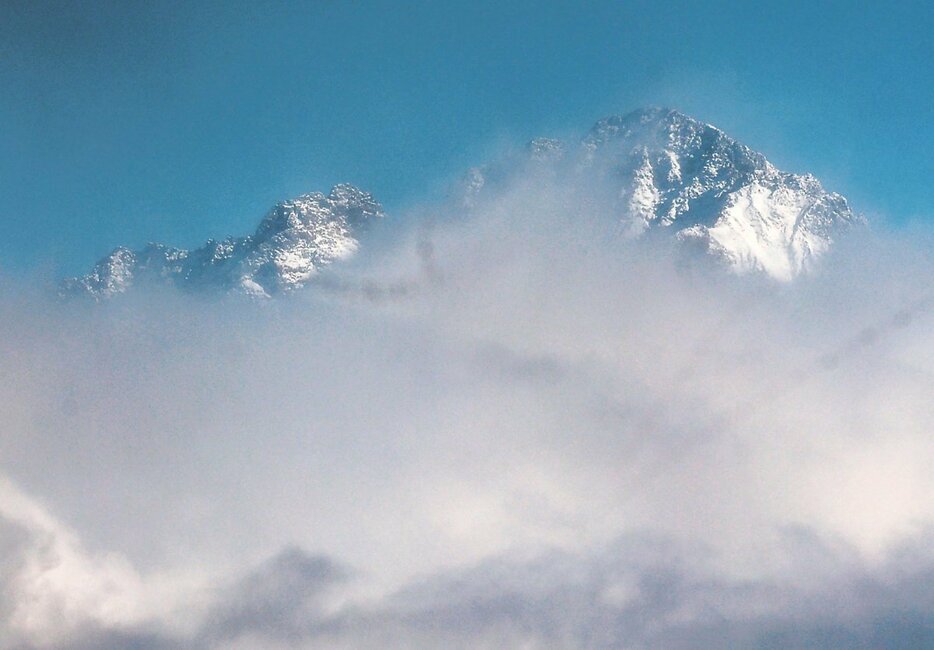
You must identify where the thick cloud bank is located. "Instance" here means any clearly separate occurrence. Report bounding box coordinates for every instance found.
[2,173,934,648]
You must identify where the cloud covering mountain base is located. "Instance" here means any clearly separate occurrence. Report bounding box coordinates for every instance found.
[2,176,934,648]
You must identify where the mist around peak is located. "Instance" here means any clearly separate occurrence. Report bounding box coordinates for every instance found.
[1,159,932,648]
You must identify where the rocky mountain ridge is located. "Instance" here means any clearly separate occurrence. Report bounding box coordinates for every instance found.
[62,184,384,299]
[63,108,861,299]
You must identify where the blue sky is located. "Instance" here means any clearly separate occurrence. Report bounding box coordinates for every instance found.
[1,0,932,275]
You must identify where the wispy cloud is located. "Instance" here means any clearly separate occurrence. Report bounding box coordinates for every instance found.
[1,163,933,648]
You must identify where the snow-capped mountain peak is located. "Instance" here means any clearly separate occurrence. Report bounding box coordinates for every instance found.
[467,107,861,280]
[62,184,384,299]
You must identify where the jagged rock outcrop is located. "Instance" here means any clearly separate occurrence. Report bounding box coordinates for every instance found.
[63,184,384,299]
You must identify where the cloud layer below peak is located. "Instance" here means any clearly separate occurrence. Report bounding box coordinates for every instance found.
[2,173,933,648]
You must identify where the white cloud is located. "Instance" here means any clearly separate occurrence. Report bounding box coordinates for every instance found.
[1,166,933,647]
[0,477,146,647]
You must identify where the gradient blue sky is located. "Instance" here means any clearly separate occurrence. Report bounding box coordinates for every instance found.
[2,0,932,275]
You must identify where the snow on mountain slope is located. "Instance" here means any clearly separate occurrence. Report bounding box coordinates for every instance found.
[62,184,384,299]
[467,107,862,279]
[64,109,861,299]
[678,175,850,280]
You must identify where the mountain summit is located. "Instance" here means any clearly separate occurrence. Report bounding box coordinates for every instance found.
[64,109,860,299]
[466,107,861,280]
[62,184,384,299]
